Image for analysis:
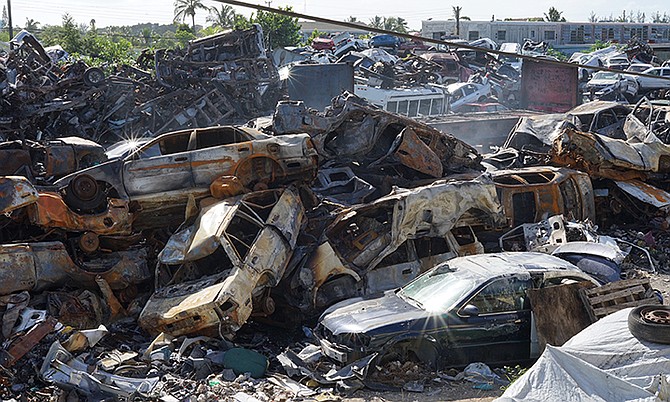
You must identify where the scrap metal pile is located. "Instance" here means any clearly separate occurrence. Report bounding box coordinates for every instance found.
[0,25,280,145]
[1,35,670,399]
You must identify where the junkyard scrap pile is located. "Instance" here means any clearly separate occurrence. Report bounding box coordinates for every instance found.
[2,25,670,401]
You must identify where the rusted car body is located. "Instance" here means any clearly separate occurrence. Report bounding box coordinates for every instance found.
[490,167,596,226]
[272,93,483,179]
[138,187,305,338]
[0,242,150,295]
[0,176,39,215]
[0,137,106,180]
[54,125,317,227]
[27,192,134,236]
[282,176,507,313]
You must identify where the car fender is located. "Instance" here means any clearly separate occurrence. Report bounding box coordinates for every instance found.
[376,331,441,366]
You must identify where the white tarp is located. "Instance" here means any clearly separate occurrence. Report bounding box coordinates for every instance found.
[497,308,670,402]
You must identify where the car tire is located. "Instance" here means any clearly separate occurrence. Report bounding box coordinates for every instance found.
[628,305,670,344]
[83,67,105,87]
[64,174,107,213]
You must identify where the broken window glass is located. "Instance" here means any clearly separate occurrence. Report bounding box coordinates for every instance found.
[195,127,251,149]
[468,277,532,314]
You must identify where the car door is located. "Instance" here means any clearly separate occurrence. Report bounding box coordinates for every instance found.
[189,127,254,187]
[450,87,468,111]
[662,68,670,89]
[639,69,661,89]
[122,132,193,198]
[442,276,533,366]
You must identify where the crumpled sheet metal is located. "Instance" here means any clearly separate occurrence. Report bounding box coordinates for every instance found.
[615,180,670,210]
[0,242,150,295]
[273,93,483,175]
[40,340,158,397]
[0,176,39,215]
[550,127,669,180]
[159,188,303,265]
[375,175,506,268]
[27,193,134,235]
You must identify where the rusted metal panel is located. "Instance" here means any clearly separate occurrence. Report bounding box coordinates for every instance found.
[0,242,150,295]
[615,180,670,209]
[521,60,579,113]
[0,149,32,176]
[0,316,58,367]
[43,145,77,177]
[0,176,39,215]
[28,193,134,235]
[393,127,443,177]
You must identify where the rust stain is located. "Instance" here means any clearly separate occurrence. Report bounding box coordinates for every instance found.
[28,192,133,235]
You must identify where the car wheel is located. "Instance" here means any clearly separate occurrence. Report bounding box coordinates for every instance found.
[64,174,107,213]
[478,96,487,102]
[83,67,105,87]
[628,305,670,344]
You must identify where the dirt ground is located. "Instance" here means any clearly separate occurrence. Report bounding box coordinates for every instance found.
[345,382,502,401]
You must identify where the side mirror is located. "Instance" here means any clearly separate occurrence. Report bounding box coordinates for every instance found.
[461,304,480,317]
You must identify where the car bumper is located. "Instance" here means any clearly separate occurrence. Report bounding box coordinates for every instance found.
[318,336,352,364]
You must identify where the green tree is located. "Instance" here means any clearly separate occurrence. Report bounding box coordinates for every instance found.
[173,0,208,33]
[40,14,84,54]
[233,14,252,30]
[207,5,236,29]
[174,23,196,47]
[588,12,598,22]
[384,17,408,33]
[251,6,300,49]
[1,6,7,30]
[344,16,358,23]
[369,16,384,29]
[544,7,566,22]
[25,18,40,32]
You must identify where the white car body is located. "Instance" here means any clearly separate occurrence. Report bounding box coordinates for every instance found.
[586,71,639,99]
[636,67,670,90]
[446,81,493,112]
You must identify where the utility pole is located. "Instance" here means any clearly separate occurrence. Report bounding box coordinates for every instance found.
[7,0,12,38]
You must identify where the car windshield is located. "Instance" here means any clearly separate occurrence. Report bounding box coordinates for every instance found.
[398,263,480,313]
[592,71,618,80]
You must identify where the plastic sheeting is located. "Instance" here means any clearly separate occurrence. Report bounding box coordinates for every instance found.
[497,308,670,402]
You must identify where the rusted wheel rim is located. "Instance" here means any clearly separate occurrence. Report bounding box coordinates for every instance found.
[79,232,100,254]
[641,308,670,325]
[71,175,98,201]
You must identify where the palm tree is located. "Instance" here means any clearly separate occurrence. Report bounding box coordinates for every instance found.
[453,6,462,35]
[174,0,208,32]
[369,16,384,29]
[24,18,40,32]
[207,5,236,29]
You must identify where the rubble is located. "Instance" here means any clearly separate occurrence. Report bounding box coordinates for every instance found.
[1,15,670,402]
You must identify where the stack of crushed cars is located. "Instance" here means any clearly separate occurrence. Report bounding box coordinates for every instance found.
[0,84,668,399]
[0,24,281,145]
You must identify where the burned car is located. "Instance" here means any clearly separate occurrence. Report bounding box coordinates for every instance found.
[281,176,507,314]
[490,166,595,226]
[54,125,317,228]
[315,252,599,368]
[0,137,106,181]
[138,187,306,338]
[0,241,150,295]
[271,93,483,180]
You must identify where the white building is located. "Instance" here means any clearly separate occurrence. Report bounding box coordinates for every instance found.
[422,20,670,48]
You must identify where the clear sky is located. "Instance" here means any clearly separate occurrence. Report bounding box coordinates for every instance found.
[7,0,670,31]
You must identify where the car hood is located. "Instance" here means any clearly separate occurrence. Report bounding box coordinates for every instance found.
[587,79,617,86]
[319,291,428,335]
